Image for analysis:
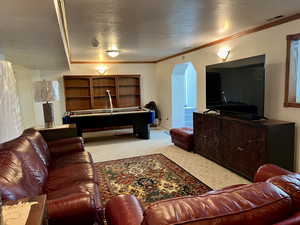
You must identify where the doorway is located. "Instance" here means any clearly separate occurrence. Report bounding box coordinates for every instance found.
[172,62,197,128]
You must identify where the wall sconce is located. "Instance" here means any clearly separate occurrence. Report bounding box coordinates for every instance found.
[106,50,120,58]
[96,65,109,75]
[217,47,230,61]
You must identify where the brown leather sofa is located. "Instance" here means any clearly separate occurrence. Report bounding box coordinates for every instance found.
[105,164,300,225]
[0,128,102,225]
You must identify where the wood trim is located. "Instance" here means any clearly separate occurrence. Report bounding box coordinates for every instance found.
[284,32,300,108]
[89,78,95,109]
[71,60,156,64]
[284,38,292,107]
[115,77,120,108]
[287,33,300,40]
[284,102,300,108]
[64,74,141,78]
[156,13,300,63]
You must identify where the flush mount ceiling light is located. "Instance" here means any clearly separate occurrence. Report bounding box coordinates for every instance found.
[217,47,230,61]
[106,50,120,58]
[96,65,109,75]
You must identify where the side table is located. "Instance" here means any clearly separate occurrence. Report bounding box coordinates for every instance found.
[35,124,78,142]
[4,195,47,225]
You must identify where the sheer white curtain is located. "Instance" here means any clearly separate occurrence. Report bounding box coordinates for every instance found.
[290,40,300,103]
[0,60,22,143]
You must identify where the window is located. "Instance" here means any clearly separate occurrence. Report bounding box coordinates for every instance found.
[285,33,300,107]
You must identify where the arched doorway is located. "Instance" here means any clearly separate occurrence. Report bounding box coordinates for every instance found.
[172,62,197,128]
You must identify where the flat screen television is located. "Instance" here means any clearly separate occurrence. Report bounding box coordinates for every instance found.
[206,55,265,119]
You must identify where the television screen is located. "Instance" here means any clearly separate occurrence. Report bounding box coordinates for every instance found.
[206,55,265,118]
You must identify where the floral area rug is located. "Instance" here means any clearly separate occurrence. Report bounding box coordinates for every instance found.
[95,154,212,207]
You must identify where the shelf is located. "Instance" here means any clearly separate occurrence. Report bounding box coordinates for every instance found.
[120,94,140,96]
[64,75,141,111]
[119,85,140,87]
[66,86,89,88]
[95,95,116,98]
[93,85,115,88]
[66,96,91,99]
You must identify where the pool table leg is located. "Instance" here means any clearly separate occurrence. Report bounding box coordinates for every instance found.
[133,124,150,139]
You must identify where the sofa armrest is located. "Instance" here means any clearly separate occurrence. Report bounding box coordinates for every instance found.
[47,193,98,222]
[105,195,144,225]
[254,164,292,183]
[273,211,300,225]
[47,137,85,157]
[142,183,292,225]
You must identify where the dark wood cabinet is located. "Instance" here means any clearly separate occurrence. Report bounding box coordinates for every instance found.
[194,113,295,180]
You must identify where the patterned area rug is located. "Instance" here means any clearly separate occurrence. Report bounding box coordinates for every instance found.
[95,154,212,207]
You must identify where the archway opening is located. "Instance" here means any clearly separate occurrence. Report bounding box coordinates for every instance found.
[172,62,197,128]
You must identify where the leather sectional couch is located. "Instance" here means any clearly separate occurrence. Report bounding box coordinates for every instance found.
[105,164,300,225]
[0,128,102,225]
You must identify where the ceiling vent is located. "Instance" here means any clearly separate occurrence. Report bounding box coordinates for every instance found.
[91,38,100,48]
[266,15,284,22]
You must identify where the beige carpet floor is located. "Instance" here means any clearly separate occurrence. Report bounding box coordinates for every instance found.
[85,128,250,190]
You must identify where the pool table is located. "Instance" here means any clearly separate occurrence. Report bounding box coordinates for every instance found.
[63,107,154,139]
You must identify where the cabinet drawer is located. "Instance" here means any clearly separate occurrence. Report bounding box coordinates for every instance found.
[194,114,222,162]
[222,120,266,179]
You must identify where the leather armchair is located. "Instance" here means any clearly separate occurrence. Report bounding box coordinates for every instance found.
[105,164,300,225]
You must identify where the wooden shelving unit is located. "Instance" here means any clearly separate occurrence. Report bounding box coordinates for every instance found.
[63,75,141,111]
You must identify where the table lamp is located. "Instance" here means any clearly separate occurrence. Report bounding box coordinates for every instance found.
[34,80,59,128]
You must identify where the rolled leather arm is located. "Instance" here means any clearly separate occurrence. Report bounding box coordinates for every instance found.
[105,195,144,225]
[273,212,300,225]
[254,164,292,183]
[48,137,85,157]
[47,193,97,222]
[142,183,292,225]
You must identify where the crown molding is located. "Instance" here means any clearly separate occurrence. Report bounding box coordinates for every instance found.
[71,60,156,64]
[156,13,300,63]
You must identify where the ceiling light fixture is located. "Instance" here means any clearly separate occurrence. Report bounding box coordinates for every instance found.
[106,50,120,58]
[217,47,230,61]
[96,65,109,75]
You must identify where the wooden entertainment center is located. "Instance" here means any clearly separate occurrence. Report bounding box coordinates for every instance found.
[194,113,295,180]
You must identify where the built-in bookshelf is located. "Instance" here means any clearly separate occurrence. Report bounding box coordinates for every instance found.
[63,75,141,111]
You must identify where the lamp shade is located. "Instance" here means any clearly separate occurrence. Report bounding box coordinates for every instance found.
[34,80,59,102]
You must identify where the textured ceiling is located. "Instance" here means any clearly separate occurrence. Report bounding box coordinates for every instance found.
[2,0,300,67]
[66,0,300,62]
[0,0,69,69]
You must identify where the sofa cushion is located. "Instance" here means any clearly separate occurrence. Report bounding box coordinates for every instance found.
[47,181,102,210]
[46,164,98,192]
[50,152,93,169]
[142,182,293,225]
[23,128,51,167]
[0,136,47,191]
[0,151,43,200]
[268,173,300,211]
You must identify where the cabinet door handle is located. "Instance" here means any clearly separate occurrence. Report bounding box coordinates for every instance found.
[237,147,244,151]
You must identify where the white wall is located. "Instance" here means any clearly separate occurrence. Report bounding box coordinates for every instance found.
[156,18,300,171]
[13,65,42,129]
